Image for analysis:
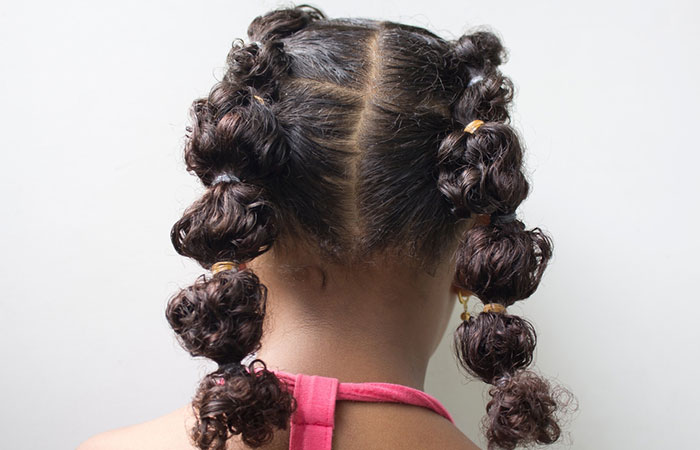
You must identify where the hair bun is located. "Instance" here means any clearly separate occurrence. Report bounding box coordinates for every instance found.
[451,30,508,71]
[437,122,529,218]
[455,313,537,383]
[170,183,277,263]
[166,270,267,365]
[192,361,295,448]
[485,370,572,449]
[247,4,325,42]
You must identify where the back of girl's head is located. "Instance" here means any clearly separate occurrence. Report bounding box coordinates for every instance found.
[165,4,573,449]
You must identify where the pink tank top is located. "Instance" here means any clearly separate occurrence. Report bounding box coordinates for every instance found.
[272,370,455,450]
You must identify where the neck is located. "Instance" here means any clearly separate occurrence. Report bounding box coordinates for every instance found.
[249,247,457,391]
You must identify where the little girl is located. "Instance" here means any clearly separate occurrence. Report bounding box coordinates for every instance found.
[80,4,570,450]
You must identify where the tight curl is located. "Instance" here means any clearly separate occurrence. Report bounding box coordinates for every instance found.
[167,3,573,449]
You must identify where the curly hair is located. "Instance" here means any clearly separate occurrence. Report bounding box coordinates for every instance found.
[165,4,572,449]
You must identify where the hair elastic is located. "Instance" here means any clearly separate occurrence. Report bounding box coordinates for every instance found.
[211,173,241,186]
[458,290,508,319]
[253,94,265,105]
[211,261,247,274]
[490,211,517,225]
[482,303,507,314]
[464,119,485,134]
[468,74,484,87]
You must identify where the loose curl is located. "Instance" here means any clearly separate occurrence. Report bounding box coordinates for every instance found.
[437,30,573,449]
[167,4,573,449]
[166,5,324,449]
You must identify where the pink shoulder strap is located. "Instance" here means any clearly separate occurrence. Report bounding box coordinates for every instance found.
[286,373,339,450]
[273,370,454,450]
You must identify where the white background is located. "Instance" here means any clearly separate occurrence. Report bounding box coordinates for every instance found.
[2,1,698,449]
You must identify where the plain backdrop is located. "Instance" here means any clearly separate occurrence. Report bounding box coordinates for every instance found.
[2,1,699,449]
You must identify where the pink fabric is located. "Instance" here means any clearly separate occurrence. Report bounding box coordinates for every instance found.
[273,370,454,450]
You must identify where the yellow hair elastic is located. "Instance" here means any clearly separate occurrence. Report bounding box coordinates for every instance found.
[483,303,507,314]
[253,95,265,105]
[463,119,485,134]
[211,261,247,275]
[458,290,508,320]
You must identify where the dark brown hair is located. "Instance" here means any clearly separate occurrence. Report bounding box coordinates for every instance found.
[165,4,572,449]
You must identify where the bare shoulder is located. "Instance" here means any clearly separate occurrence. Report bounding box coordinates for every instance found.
[76,404,195,450]
[334,401,482,450]
[398,408,482,450]
[423,419,482,450]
